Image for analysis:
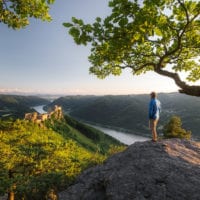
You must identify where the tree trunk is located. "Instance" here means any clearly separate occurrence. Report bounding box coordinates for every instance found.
[7,192,14,200]
[7,170,15,200]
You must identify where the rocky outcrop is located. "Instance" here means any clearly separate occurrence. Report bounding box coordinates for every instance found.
[59,139,200,200]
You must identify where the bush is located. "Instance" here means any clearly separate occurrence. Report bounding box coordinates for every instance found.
[163,116,191,139]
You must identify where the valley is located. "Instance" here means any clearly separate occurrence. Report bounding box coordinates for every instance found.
[46,93,200,141]
[0,92,200,199]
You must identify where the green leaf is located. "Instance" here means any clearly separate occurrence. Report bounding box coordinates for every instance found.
[63,22,73,28]
[69,27,80,38]
[96,17,102,22]
[119,18,128,27]
[154,27,162,36]
[1,0,55,29]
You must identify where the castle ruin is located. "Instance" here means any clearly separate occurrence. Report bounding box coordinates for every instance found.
[24,105,63,123]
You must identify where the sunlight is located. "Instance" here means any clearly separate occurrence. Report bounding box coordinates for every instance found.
[164,140,200,165]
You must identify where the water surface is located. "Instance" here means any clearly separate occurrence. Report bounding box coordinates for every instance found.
[89,124,149,145]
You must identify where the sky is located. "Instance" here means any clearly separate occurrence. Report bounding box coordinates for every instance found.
[0,0,183,95]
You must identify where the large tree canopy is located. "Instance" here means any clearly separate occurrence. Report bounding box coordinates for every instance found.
[64,0,200,96]
[0,0,55,29]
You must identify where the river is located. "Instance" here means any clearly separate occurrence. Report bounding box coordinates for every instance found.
[32,105,47,114]
[33,105,149,145]
[88,124,149,145]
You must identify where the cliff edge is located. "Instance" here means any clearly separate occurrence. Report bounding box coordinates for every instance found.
[59,139,200,200]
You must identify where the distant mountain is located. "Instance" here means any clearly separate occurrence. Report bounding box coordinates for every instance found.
[43,95,99,113]
[0,94,50,119]
[47,93,200,140]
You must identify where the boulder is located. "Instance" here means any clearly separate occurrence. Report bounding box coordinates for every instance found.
[59,139,200,200]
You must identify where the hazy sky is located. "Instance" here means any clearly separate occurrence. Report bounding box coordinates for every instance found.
[0,0,181,95]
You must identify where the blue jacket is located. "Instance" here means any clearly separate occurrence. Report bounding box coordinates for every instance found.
[149,98,161,119]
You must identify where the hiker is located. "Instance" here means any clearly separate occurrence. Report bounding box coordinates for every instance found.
[149,92,161,142]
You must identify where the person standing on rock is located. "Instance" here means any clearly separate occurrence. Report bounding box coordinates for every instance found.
[149,92,161,142]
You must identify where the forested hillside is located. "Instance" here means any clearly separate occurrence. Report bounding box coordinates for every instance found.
[0,116,124,200]
[43,95,98,114]
[0,95,50,119]
[47,93,200,140]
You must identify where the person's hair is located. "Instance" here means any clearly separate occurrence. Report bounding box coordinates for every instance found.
[150,92,157,98]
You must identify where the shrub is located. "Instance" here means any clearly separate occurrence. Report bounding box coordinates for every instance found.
[163,116,191,139]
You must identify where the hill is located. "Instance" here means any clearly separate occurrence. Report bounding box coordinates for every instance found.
[59,139,200,200]
[45,115,124,154]
[0,116,124,200]
[0,95,50,119]
[47,93,200,140]
[43,95,99,114]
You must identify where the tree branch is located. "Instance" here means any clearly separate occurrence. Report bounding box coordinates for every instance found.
[178,0,189,22]
[155,67,200,96]
[160,0,197,61]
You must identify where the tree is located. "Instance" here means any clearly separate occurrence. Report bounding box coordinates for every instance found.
[0,0,55,29]
[64,0,200,96]
[163,115,191,139]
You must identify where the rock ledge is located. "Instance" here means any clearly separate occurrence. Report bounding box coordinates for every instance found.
[59,139,200,200]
